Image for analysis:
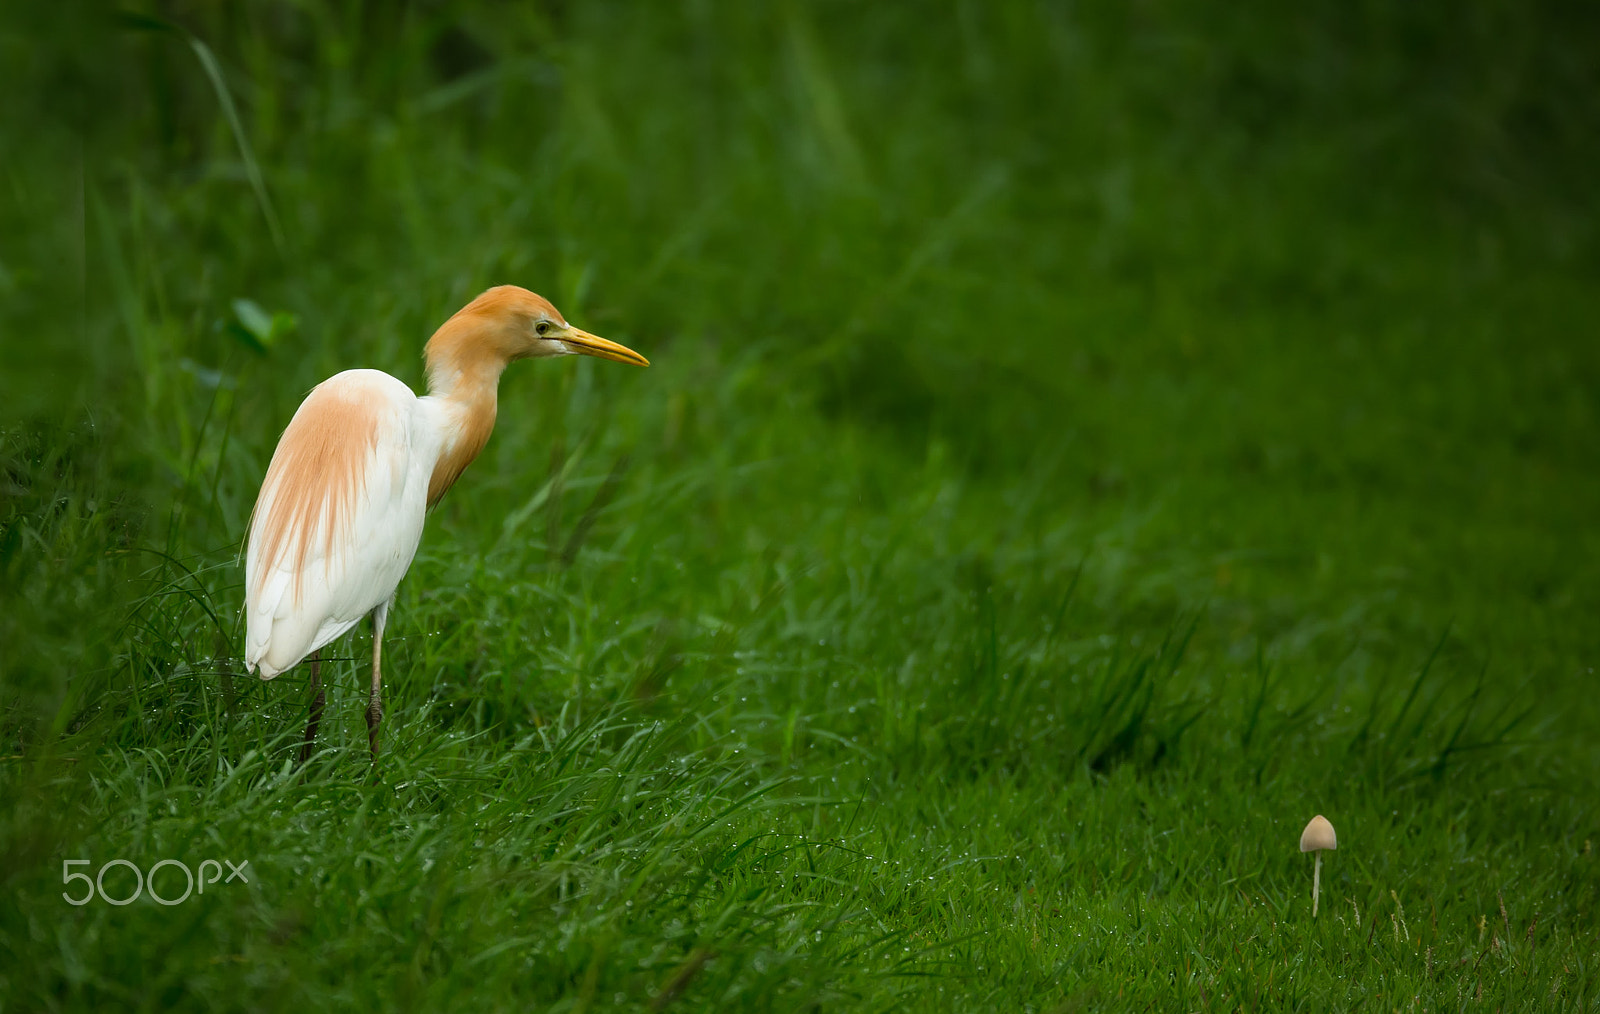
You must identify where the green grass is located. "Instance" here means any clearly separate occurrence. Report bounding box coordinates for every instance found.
[4,1,1599,1009]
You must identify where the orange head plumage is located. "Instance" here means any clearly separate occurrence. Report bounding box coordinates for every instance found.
[424,285,648,394]
[421,285,648,505]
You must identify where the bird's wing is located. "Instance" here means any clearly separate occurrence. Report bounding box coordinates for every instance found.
[244,370,433,678]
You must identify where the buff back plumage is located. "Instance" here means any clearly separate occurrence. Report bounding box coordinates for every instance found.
[244,370,437,678]
[247,381,381,603]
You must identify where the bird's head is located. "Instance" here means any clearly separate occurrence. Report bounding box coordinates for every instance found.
[425,285,648,390]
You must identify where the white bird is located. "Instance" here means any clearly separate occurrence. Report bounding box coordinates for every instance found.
[243,285,648,760]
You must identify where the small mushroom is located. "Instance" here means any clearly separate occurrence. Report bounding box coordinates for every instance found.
[1300,814,1337,917]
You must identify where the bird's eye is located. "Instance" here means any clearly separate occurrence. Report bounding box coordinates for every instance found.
[535,321,553,337]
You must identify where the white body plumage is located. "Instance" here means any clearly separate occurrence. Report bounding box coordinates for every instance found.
[244,369,446,679]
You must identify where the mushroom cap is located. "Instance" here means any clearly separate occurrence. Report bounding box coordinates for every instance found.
[1300,814,1337,852]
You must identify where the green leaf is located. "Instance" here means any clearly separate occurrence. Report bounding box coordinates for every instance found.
[232,298,274,344]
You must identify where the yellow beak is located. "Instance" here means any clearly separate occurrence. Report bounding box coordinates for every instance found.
[561,326,650,367]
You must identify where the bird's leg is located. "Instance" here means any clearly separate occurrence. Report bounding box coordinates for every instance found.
[366,601,390,761]
[299,651,324,765]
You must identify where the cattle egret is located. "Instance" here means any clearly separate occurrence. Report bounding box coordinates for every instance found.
[243,285,647,760]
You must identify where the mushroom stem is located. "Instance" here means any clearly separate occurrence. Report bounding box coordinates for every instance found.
[1312,852,1322,917]
[1299,814,1336,919]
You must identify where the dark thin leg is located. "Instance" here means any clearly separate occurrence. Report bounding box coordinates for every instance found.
[299,651,324,765]
[366,602,389,761]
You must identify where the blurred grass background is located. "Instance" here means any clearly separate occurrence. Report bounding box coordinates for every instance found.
[2,1,1598,1010]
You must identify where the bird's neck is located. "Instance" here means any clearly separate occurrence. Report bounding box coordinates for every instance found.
[422,322,510,507]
